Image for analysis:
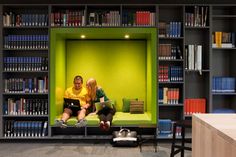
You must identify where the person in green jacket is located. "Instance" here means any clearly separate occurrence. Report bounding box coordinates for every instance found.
[86,78,116,131]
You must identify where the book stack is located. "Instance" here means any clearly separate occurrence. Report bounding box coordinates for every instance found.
[4,57,48,71]
[3,12,48,27]
[122,10,155,26]
[4,120,48,137]
[159,21,182,37]
[4,76,48,93]
[88,10,120,26]
[3,98,48,116]
[159,65,183,82]
[212,77,235,93]
[158,119,182,137]
[184,98,206,115]
[185,44,202,71]
[185,6,208,27]
[158,119,172,135]
[159,44,182,60]
[159,87,180,104]
[212,32,235,48]
[51,9,86,27]
[4,35,48,49]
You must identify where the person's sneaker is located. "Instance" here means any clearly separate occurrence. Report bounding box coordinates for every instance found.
[55,120,67,128]
[103,121,110,131]
[75,119,87,128]
[99,121,105,130]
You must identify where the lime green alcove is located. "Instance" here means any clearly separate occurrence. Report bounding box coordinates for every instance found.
[50,28,157,125]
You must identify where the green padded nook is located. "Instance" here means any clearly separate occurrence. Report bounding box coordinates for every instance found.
[50,28,157,127]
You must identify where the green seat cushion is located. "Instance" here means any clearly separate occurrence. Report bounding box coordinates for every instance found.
[55,114,100,126]
[112,112,152,125]
[55,111,153,126]
[85,114,100,125]
[66,117,78,126]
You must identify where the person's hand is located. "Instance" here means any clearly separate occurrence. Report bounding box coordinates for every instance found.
[88,112,97,116]
[81,104,90,110]
[85,103,90,109]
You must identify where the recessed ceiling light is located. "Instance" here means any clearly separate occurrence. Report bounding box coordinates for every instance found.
[81,35,86,39]
[124,34,130,39]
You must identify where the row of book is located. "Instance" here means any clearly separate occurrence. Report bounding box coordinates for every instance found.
[185,44,202,71]
[88,11,120,26]
[122,10,155,26]
[212,77,235,93]
[51,10,85,27]
[184,98,206,115]
[4,57,48,72]
[3,98,48,116]
[185,6,208,27]
[4,35,49,49]
[159,21,182,38]
[158,65,183,82]
[212,32,235,48]
[4,77,48,93]
[4,120,48,137]
[3,12,48,27]
[158,44,182,60]
[158,119,182,137]
[159,87,180,104]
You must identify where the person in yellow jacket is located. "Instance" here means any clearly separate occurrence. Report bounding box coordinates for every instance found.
[56,75,91,128]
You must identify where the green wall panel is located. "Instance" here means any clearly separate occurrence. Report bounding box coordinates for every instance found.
[66,40,146,111]
[50,35,66,125]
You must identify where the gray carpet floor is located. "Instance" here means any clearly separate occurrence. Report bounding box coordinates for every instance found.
[0,142,191,157]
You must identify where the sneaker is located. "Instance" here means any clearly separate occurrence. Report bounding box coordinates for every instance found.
[99,121,105,130]
[103,121,110,131]
[55,120,67,128]
[75,119,87,128]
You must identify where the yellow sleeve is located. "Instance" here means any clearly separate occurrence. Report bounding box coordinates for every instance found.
[64,88,69,98]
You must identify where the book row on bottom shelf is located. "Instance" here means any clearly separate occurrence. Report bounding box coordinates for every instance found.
[4,120,48,138]
[212,76,236,93]
[158,119,185,138]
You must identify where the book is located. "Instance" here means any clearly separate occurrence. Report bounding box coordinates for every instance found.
[42,121,48,137]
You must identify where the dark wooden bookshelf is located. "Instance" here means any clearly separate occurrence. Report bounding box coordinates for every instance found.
[211,5,236,114]
[1,4,49,139]
[0,2,235,140]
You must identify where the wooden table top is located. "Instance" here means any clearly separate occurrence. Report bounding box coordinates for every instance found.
[193,114,236,146]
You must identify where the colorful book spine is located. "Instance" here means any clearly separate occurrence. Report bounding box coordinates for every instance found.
[4,98,48,116]
[159,87,180,104]
[158,65,183,82]
[4,35,48,49]
[4,120,48,137]
[4,77,48,93]
[3,12,48,27]
[212,77,235,93]
[184,98,206,115]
